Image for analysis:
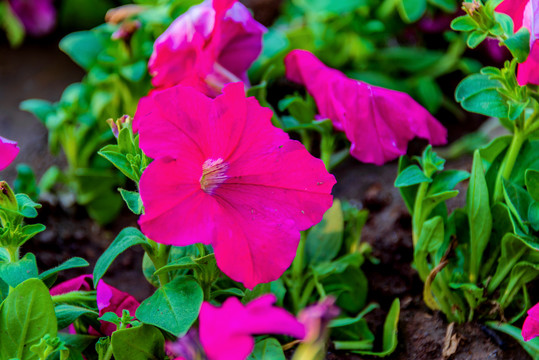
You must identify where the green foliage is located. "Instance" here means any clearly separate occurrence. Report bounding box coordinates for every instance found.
[111,324,166,360]
[247,338,286,360]
[136,276,203,336]
[93,227,150,287]
[0,279,57,360]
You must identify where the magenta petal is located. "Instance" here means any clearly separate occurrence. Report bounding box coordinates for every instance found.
[96,280,140,336]
[49,274,93,296]
[148,0,265,93]
[0,135,19,171]
[518,41,539,85]
[523,303,539,341]
[139,158,220,246]
[496,0,529,29]
[285,50,447,165]
[8,0,56,36]
[199,295,305,360]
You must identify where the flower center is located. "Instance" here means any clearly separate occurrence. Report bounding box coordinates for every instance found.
[200,158,229,194]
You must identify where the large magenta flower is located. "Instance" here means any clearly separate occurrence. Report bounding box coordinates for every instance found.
[199,294,305,360]
[0,135,19,171]
[8,0,56,36]
[148,0,265,96]
[136,82,336,289]
[284,50,447,165]
[50,275,139,336]
[523,302,539,341]
[497,0,539,85]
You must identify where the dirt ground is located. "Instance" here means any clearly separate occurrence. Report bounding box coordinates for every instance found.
[0,36,535,359]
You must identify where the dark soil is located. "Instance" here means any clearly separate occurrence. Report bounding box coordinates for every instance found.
[1,37,534,360]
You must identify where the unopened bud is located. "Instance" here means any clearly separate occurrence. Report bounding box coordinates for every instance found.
[107,115,132,138]
[0,181,18,212]
[463,0,481,16]
[112,20,141,40]
[105,4,145,24]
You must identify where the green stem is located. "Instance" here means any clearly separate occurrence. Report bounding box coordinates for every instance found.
[147,241,170,287]
[292,232,307,281]
[7,246,19,263]
[412,182,429,247]
[493,128,526,204]
[487,246,528,294]
[103,344,114,360]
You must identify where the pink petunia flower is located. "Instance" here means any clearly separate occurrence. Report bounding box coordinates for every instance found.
[284,50,447,165]
[522,302,539,341]
[0,135,19,171]
[497,0,539,85]
[136,82,335,289]
[199,294,305,360]
[96,280,140,335]
[50,275,139,336]
[8,0,56,36]
[148,0,266,96]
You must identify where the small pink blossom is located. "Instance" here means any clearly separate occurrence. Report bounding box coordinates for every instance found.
[0,135,19,171]
[497,0,539,85]
[50,275,139,336]
[136,82,335,289]
[148,0,265,96]
[285,50,447,165]
[298,297,340,344]
[199,294,305,360]
[96,280,140,335]
[8,0,56,36]
[522,302,539,341]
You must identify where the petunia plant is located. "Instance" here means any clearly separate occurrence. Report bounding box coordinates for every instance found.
[19,0,203,224]
[396,0,539,357]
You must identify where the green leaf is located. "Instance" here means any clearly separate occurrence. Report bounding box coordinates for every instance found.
[0,253,39,287]
[455,74,508,118]
[503,27,530,63]
[59,31,105,70]
[0,278,57,360]
[503,179,532,232]
[93,227,149,287]
[427,170,469,196]
[525,169,539,202]
[397,156,419,213]
[247,338,285,360]
[40,258,89,288]
[118,189,143,215]
[57,333,96,354]
[451,15,477,31]
[55,305,98,330]
[479,135,511,164]
[305,199,344,264]
[500,261,539,308]
[414,216,444,281]
[398,0,427,23]
[0,2,24,47]
[111,324,165,360]
[136,276,203,336]
[353,298,400,357]
[19,99,55,124]
[467,30,488,48]
[152,256,200,277]
[485,322,539,360]
[467,151,492,283]
[394,165,431,187]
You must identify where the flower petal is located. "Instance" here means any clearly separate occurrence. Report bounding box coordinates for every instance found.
[49,274,93,296]
[0,136,19,171]
[285,50,447,165]
[496,0,529,30]
[139,158,220,246]
[96,280,140,336]
[199,295,305,360]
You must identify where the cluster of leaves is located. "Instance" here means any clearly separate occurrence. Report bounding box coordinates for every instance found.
[19,0,201,224]
[396,0,539,357]
[251,0,478,114]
